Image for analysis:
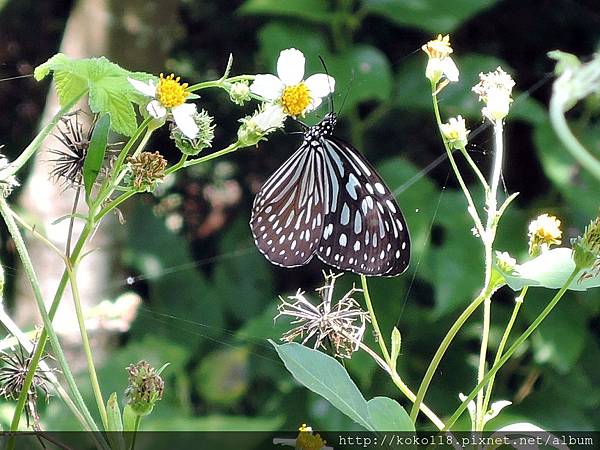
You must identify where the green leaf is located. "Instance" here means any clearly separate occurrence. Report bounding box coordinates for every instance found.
[35,53,153,136]
[364,0,500,33]
[271,341,374,431]
[366,397,414,431]
[503,247,600,291]
[239,0,334,24]
[83,113,110,202]
[395,54,545,125]
[122,404,137,432]
[390,327,401,372]
[106,393,126,450]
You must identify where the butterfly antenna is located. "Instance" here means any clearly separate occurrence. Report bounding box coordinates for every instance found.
[337,69,355,116]
[318,55,335,114]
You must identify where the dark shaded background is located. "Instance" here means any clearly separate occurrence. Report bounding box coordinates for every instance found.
[1,0,599,433]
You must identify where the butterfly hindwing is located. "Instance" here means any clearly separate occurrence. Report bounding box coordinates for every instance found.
[250,142,326,267]
[315,136,410,276]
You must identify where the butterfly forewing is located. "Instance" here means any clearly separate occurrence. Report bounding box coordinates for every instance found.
[315,137,410,276]
[250,143,326,267]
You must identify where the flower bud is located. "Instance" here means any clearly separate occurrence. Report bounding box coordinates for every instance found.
[440,115,469,149]
[228,81,251,106]
[170,109,215,156]
[495,251,517,274]
[237,103,286,148]
[572,213,600,270]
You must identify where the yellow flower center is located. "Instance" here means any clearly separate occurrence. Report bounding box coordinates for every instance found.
[280,83,311,116]
[422,34,453,59]
[156,73,189,108]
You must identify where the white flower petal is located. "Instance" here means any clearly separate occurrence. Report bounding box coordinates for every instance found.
[443,57,459,82]
[128,77,156,97]
[305,74,335,98]
[250,74,285,100]
[277,48,305,85]
[305,96,323,113]
[484,400,512,425]
[147,100,166,119]
[458,393,477,428]
[172,103,199,139]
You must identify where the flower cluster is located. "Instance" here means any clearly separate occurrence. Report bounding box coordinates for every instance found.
[0,152,19,197]
[273,423,332,450]
[440,115,469,150]
[572,213,600,272]
[472,66,515,122]
[276,272,369,359]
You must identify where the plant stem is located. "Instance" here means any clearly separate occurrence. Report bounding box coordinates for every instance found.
[357,342,445,430]
[360,275,390,362]
[0,199,103,441]
[549,93,600,181]
[177,142,241,170]
[7,91,86,177]
[475,119,504,430]
[409,284,498,422]
[95,190,138,223]
[66,263,108,428]
[445,270,577,430]
[481,286,527,417]
[431,90,485,237]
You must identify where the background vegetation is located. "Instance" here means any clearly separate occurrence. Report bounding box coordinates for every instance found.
[1,0,599,432]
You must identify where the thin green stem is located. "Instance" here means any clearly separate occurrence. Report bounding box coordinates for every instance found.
[475,298,491,429]
[130,415,142,450]
[0,199,102,441]
[188,75,255,92]
[357,342,445,430]
[95,190,138,223]
[432,90,485,237]
[445,270,578,430]
[360,275,390,363]
[66,264,108,428]
[7,91,86,176]
[481,286,527,417]
[549,94,600,181]
[409,285,495,422]
[460,149,489,191]
[179,142,241,170]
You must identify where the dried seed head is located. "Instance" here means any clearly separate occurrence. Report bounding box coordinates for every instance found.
[125,360,165,416]
[276,272,369,359]
[128,151,167,192]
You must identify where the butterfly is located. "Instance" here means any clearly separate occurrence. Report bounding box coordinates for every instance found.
[250,112,410,277]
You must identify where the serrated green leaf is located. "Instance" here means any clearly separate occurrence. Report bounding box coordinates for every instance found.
[83,113,110,202]
[367,397,414,431]
[239,0,333,24]
[34,53,153,136]
[503,247,600,291]
[364,0,500,33]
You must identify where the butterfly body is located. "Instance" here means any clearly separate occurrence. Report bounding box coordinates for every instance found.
[251,113,410,277]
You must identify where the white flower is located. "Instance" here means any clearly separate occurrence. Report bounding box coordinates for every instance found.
[237,103,287,147]
[250,48,335,117]
[440,115,469,149]
[128,73,199,139]
[472,66,516,122]
[496,251,517,273]
[422,34,459,84]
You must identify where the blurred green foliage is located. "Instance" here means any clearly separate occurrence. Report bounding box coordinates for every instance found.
[1,0,600,436]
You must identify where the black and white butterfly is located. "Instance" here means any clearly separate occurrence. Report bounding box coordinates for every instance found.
[250,112,410,277]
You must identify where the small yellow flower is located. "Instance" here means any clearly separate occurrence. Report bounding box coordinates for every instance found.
[528,213,562,256]
[422,34,459,85]
[440,115,469,149]
[129,73,199,139]
[472,67,515,122]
